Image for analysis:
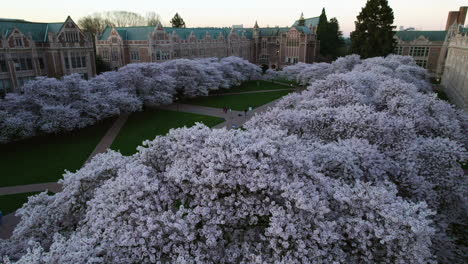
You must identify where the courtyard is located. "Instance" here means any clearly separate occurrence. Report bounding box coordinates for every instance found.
[0,80,295,224]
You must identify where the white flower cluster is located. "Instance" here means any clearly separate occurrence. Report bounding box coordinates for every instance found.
[1,55,466,263]
[0,57,261,143]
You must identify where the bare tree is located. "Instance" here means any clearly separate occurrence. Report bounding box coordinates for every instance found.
[102,11,146,27]
[146,11,161,27]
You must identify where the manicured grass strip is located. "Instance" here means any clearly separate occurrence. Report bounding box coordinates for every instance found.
[111,109,224,156]
[212,80,292,95]
[272,78,299,86]
[182,90,292,111]
[0,192,40,215]
[0,119,114,188]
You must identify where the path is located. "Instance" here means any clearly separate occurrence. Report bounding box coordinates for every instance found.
[209,88,294,96]
[85,113,130,163]
[158,103,242,118]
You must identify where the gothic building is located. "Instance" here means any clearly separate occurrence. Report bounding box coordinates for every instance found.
[0,16,95,93]
[95,15,320,71]
[394,6,467,78]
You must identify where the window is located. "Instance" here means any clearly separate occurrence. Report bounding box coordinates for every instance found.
[262,40,267,49]
[131,50,140,61]
[259,54,269,61]
[112,49,119,61]
[38,58,45,69]
[12,54,33,71]
[286,57,299,64]
[0,55,8,72]
[65,31,79,42]
[101,49,109,60]
[18,76,34,88]
[15,37,23,47]
[409,47,430,57]
[66,52,87,69]
[394,46,404,55]
[415,60,427,69]
[112,38,118,44]
[0,79,12,95]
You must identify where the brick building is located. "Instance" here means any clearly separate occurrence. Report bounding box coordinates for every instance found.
[394,6,467,78]
[96,15,320,70]
[0,16,95,93]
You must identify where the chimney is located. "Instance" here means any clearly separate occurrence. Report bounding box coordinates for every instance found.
[458,6,467,25]
[446,11,459,30]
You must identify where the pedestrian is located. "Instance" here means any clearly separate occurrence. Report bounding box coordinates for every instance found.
[0,210,3,226]
[248,106,252,111]
[244,109,248,116]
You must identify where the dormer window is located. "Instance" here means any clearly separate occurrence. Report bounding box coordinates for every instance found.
[15,37,23,47]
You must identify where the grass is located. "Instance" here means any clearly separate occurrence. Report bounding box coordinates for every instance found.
[0,192,40,215]
[0,119,114,188]
[271,78,299,86]
[211,80,292,95]
[182,90,293,111]
[111,109,224,156]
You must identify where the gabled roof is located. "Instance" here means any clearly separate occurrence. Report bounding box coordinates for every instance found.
[292,17,320,28]
[99,26,254,41]
[0,18,65,42]
[395,30,447,42]
[258,27,290,37]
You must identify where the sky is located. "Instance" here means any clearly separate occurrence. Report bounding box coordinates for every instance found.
[1,0,467,36]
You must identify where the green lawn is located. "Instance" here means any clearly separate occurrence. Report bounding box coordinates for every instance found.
[111,109,224,156]
[0,192,41,215]
[212,80,292,95]
[0,119,113,188]
[182,90,293,111]
[271,78,299,86]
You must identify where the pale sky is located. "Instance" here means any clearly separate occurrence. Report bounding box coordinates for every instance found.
[1,0,467,36]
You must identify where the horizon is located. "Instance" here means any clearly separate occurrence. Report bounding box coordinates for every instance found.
[0,0,467,37]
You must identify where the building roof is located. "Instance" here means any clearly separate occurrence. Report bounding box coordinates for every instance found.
[0,18,65,42]
[99,25,300,41]
[292,17,320,28]
[395,30,447,42]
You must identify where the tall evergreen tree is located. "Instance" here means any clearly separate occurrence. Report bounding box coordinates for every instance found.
[316,8,328,44]
[350,0,396,58]
[316,9,344,60]
[328,18,345,58]
[170,13,186,28]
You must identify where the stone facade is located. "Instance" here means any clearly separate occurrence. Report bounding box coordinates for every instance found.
[96,17,319,70]
[394,6,467,79]
[0,16,95,93]
[441,33,468,111]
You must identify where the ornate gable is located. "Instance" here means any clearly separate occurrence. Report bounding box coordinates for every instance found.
[7,27,31,48]
[58,16,86,43]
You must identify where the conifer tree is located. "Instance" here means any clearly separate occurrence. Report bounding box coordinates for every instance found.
[170,13,186,28]
[316,9,344,60]
[317,8,328,44]
[350,0,396,58]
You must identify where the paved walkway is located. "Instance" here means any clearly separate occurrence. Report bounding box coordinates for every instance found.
[209,88,294,96]
[85,113,130,163]
[158,103,242,118]
[0,182,62,196]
